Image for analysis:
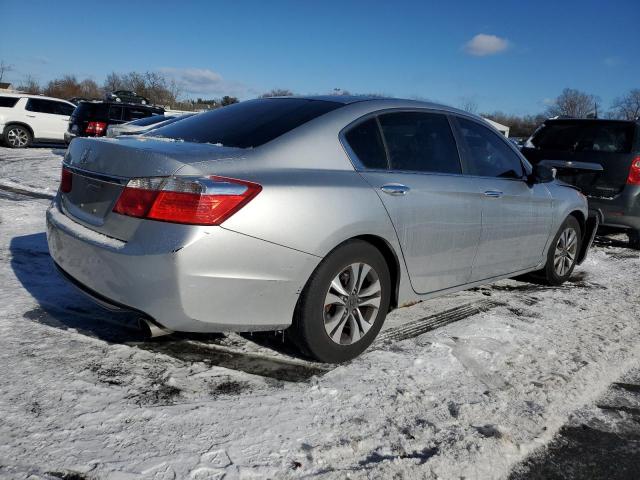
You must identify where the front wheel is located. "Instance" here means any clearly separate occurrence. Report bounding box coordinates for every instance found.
[289,240,391,363]
[3,125,32,148]
[539,216,582,286]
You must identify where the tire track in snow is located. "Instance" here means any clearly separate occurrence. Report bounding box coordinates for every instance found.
[374,299,505,346]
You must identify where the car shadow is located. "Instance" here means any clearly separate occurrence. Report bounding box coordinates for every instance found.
[10,232,327,381]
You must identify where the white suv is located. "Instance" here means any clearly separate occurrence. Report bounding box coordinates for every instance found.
[0,93,76,148]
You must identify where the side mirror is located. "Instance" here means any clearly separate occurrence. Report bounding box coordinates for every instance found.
[529,164,556,184]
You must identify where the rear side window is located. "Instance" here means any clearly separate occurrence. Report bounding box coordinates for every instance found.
[109,106,123,121]
[378,112,461,174]
[344,118,388,169]
[0,96,19,108]
[531,121,635,154]
[456,117,524,179]
[148,98,344,148]
[54,102,75,116]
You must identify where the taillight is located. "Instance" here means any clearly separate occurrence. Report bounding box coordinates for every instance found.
[113,176,262,225]
[60,166,73,193]
[627,156,640,185]
[85,121,107,136]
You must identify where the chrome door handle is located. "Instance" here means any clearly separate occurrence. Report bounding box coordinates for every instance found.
[484,190,503,198]
[26,114,36,118]
[381,184,410,196]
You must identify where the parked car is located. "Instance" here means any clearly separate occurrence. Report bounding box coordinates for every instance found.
[105,90,150,105]
[106,113,195,138]
[47,97,597,363]
[65,101,164,144]
[521,119,640,247]
[0,93,76,148]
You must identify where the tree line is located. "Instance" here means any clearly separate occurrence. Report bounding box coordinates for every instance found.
[13,71,241,111]
[479,88,640,137]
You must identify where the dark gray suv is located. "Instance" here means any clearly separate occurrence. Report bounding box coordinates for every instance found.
[522,119,640,247]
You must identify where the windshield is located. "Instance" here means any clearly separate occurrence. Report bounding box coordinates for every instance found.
[530,121,635,153]
[127,115,173,127]
[146,98,344,148]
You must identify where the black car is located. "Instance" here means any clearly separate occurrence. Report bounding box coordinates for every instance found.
[65,101,164,143]
[521,119,640,247]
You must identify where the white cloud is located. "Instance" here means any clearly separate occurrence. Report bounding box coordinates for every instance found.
[159,67,251,98]
[463,34,509,56]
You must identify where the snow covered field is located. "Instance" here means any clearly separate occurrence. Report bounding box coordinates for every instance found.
[1,146,639,480]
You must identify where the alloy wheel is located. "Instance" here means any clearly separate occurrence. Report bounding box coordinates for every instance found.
[554,227,578,277]
[323,262,381,345]
[7,127,29,147]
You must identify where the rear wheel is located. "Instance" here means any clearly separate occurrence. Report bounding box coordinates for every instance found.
[539,216,582,286]
[3,125,32,148]
[290,240,391,363]
[629,230,640,250]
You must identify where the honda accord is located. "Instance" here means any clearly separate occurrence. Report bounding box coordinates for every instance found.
[47,97,597,362]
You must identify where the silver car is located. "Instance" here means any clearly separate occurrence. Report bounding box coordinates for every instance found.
[46,97,597,363]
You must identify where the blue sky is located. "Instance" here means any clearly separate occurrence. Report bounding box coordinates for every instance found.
[1,0,638,114]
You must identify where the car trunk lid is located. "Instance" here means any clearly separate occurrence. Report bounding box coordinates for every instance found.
[60,137,247,239]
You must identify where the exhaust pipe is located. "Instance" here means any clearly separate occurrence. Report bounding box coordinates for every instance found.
[138,317,173,338]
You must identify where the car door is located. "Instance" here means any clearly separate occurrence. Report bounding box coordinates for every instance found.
[344,111,482,294]
[25,99,72,140]
[51,101,75,140]
[452,116,554,281]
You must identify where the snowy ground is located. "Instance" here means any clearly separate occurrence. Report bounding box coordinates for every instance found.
[1,146,639,480]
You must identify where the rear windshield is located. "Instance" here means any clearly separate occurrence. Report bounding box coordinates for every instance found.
[530,121,635,154]
[127,115,171,127]
[0,96,19,108]
[147,98,344,148]
[72,102,109,119]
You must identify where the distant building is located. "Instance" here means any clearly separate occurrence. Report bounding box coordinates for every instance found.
[0,82,12,90]
[483,118,510,137]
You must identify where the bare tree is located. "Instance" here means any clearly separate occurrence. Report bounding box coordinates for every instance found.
[459,96,478,114]
[103,72,123,93]
[546,88,600,118]
[610,89,640,120]
[260,88,294,98]
[0,60,12,83]
[17,75,41,94]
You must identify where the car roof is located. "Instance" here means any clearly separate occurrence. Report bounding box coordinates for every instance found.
[545,117,639,125]
[264,95,469,115]
[0,92,75,104]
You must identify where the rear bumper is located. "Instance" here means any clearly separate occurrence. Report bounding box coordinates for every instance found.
[588,186,640,231]
[46,199,319,332]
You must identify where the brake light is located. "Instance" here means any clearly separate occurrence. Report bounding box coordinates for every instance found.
[627,156,640,185]
[85,121,107,136]
[60,166,73,193]
[113,176,262,225]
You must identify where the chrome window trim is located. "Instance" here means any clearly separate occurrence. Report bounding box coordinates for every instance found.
[450,114,533,178]
[339,107,466,176]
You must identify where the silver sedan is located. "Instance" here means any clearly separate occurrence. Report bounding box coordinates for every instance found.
[47,97,596,362]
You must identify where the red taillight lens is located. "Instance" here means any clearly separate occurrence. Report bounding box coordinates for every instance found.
[60,167,73,193]
[627,156,640,185]
[112,176,262,225]
[85,121,107,136]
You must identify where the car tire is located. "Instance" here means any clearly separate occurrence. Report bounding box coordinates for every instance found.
[629,230,640,250]
[539,216,582,286]
[290,240,391,363]
[3,125,33,148]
